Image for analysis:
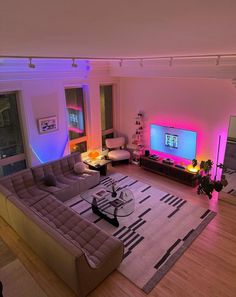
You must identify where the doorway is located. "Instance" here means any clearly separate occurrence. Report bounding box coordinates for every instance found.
[0,92,27,177]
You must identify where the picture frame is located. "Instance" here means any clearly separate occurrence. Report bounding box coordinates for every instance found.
[38,116,58,134]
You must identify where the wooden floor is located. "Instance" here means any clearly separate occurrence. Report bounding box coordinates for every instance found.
[1,164,236,297]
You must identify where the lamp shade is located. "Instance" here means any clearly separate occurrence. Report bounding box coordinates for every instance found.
[187,164,200,173]
[88,151,99,159]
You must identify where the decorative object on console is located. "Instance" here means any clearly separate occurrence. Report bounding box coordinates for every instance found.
[148,154,159,160]
[162,158,174,165]
[38,115,58,134]
[192,158,228,199]
[74,161,86,174]
[132,112,144,164]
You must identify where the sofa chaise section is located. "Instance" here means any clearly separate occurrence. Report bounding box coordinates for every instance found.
[3,193,123,297]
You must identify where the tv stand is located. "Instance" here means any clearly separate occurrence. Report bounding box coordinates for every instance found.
[140,156,197,187]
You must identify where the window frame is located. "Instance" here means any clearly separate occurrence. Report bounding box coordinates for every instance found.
[100,84,114,145]
[64,86,88,153]
[0,91,27,176]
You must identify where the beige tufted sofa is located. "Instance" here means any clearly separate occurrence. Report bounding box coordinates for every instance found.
[0,152,124,297]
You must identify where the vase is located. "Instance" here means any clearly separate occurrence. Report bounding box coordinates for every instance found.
[112,191,117,198]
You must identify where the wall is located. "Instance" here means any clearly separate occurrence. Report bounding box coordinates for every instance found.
[119,77,236,177]
[0,69,118,167]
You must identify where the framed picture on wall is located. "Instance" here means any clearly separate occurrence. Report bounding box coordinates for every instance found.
[38,116,58,134]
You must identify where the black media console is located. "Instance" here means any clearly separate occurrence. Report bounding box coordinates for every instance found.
[140,156,198,187]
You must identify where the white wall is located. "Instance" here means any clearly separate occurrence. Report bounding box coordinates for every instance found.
[119,77,236,174]
[0,73,119,167]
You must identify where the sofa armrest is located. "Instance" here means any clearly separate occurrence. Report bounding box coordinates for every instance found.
[0,184,13,197]
[84,168,100,175]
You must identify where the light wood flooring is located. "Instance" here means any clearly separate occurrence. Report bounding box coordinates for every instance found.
[1,164,236,297]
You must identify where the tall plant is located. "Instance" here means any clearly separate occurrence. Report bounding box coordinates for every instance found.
[192,159,228,199]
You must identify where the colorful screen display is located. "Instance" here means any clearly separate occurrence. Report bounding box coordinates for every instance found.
[165,133,178,149]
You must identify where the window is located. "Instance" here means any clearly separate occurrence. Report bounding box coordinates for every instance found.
[65,88,87,153]
[0,92,26,177]
[100,85,114,148]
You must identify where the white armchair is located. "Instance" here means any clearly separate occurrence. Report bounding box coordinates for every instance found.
[105,137,130,165]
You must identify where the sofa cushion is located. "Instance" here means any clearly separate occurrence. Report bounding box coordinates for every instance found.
[74,162,86,174]
[44,174,57,186]
[108,149,130,161]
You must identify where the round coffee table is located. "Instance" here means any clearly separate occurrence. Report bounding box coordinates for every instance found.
[80,186,135,227]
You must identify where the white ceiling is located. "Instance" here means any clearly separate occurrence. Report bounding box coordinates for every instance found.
[1,0,236,58]
[1,1,236,80]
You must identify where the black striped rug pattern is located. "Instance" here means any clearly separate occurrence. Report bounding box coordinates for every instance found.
[67,173,216,294]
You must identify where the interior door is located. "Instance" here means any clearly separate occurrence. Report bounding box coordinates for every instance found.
[0,92,27,177]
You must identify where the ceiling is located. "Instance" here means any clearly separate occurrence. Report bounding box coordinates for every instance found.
[1,0,236,58]
[1,1,236,79]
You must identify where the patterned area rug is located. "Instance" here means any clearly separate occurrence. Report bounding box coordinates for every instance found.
[66,173,216,294]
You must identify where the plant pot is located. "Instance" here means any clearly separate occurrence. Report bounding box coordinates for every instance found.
[214,181,223,192]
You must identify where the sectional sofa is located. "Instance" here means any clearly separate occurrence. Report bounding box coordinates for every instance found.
[0,152,124,297]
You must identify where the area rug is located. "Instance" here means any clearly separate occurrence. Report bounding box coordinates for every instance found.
[0,238,47,297]
[66,173,216,294]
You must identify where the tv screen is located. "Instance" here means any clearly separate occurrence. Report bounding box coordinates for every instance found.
[150,124,197,160]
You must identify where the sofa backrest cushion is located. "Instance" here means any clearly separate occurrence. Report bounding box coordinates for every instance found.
[44,174,57,186]
[0,169,35,194]
[60,152,82,174]
[32,152,82,182]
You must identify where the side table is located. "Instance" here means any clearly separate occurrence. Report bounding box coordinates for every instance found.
[84,159,111,176]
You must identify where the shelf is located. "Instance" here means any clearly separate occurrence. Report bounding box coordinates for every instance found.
[140,156,198,187]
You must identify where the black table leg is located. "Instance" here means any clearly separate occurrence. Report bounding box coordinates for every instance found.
[0,281,3,297]
[92,199,119,227]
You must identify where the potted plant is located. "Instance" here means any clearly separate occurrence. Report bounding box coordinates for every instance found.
[192,159,228,199]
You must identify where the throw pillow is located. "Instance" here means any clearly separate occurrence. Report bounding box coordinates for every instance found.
[74,162,86,174]
[44,174,57,187]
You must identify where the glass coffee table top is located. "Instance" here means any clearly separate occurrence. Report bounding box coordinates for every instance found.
[80,185,135,226]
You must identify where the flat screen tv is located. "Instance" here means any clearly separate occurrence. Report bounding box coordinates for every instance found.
[150,124,197,160]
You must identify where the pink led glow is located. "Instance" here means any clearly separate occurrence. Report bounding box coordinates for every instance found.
[66,105,82,111]
[69,127,83,133]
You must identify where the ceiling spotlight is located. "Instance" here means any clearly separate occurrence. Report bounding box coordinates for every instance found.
[119,59,123,67]
[28,57,35,68]
[139,59,144,67]
[216,55,221,66]
[71,58,78,68]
